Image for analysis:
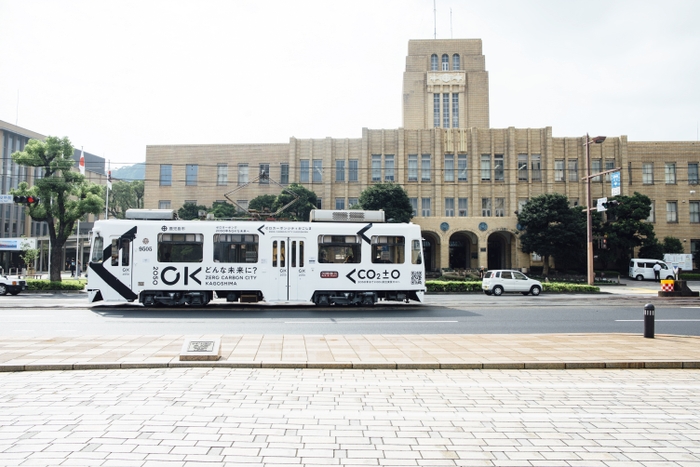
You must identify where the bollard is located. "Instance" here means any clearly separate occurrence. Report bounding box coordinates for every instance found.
[644,303,655,338]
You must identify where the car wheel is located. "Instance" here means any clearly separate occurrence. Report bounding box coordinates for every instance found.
[492,286,503,296]
[530,285,541,296]
[0,284,6,296]
[666,275,674,280]
[636,275,644,281]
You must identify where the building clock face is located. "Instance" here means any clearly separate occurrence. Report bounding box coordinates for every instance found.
[478,222,488,231]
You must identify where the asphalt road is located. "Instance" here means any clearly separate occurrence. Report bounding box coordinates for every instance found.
[1,288,699,336]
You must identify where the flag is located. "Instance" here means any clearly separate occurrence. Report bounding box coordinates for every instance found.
[79,149,85,175]
[107,170,112,189]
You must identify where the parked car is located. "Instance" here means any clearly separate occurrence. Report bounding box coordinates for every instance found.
[0,275,27,296]
[482,269,542,296]
[628,258,674,281]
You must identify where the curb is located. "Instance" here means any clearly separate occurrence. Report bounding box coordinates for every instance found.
[2,360,699,372]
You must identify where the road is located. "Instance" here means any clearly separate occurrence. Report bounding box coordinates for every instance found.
[1,286,699,336]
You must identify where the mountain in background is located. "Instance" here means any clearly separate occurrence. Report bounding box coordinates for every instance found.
[111,163,145,181]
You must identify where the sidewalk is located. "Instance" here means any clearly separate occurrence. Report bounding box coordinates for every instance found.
[2,333,699,372]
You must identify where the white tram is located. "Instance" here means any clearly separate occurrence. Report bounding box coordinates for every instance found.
[86,209,426,307]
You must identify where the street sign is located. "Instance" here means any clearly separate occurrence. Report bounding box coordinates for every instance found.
[597,197,607,212]
[0,195,13,204]
[611,171,621,196]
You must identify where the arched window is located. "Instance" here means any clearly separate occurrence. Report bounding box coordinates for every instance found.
[441,54,449,71]
[430,54,438,71]
[452,54,460,70]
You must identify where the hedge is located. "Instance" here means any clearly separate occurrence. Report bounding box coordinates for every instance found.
[426,280,599,293]
[26,279,85,292]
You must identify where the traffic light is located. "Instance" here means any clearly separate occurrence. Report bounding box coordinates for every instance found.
[26,195,39,206]
[13,195,27,204]
[13,195,40,206]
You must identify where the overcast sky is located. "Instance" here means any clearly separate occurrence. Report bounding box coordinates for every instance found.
[1,0,699,169]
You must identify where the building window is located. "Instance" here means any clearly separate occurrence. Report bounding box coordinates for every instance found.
[482,198,491,217]
[443,93,450,127]
[259,164,269,184]
[236,200,248,213]
[335,160,345,182]
[433,94,440,128]
[316,198,322,209]
[348,197,358,208]
[444,154,454,182]
[642,163,654,185]
[518,155,528,181]
[690,201,700,223]
[452,53,460,70]
[568,160,578,182]
[665,162,677,184]
[667,201,678,223]
[689,163,699,185]
[385,155,395,181]
[409,198,418,217]
[458,154,467,181]
[421,197,431,217]
[158,200,171,209]
[238,163,249,185]
[421,198,430,217]
[604,159,615,181]
[555,160,565,182]
[591,159,601,182]
[494,154,504,182]
[300,160,310,183]
[628,162,633,184]
[445,197,454,217]
[371,154,381,182]
[217,164,228,186]
[452,93,459,127]
[531,155,542,182]
[480,154,491,181]
[159,164,172,186]
[441,54,449,71]
[280,163,289,185]
[431,54,438,71]
[335,198,345,210]
[494,198,505,217]
[518,199,528,214]
[458,198,468,217]
[408,155,418,181]
[349,159,358,182]
[421,154,431,181]
[185,164,198,186]
[312,159,323,183]
[647,200,655,223]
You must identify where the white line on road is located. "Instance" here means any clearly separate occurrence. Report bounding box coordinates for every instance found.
[616,319,700,322]
[285,320,459,324]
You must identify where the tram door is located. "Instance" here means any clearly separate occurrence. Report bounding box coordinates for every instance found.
[106,235,133,293]
[271,237,306,301]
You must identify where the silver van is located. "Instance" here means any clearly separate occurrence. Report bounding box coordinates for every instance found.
[628,259,674,281]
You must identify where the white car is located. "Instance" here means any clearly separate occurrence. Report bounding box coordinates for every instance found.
[482,270,542,296]
[0,275,27,296]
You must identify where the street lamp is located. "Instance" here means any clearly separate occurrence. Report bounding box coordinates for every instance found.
[585,134,607,285]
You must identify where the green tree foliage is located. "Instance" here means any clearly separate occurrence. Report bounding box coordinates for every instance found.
[638,238,663,259]
[662,237,684,254]
[517,193,589,275]
[599,192,655,268]
[249,194,277,214]
[108,180,144,219]
[358,183,413,223]
[274,183,318,221]
[178,202,207,220]
[209,201,237,218]
[11,136,104,281]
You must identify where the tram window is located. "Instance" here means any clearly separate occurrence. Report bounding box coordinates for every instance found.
[213,234,258,263]
[299,241,304,267]
[318,235,361,263]
[91,235,104,262]
[412,239,422,265]
[121,239,130,266]
[280,241,286,267]
[111,238,119,266]
[273,241,277,267]
[158,233,203,262]
[371,236,405,264]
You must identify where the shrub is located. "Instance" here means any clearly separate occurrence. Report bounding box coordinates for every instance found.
[27,279,85,291]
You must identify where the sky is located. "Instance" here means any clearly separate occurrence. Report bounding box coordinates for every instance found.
[1,0,699,170]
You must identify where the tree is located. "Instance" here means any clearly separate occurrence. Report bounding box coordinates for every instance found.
[249,194,277,214]
[19,239,39,275]
[178,202,208,220]
[108,180,144,219]
[358,183,413,223]
[662,237,684,254]
[517,193,589,275]
[209,201,237,218]
[12,136,104,281]
[274,183,318,221]
[599,192,655,268]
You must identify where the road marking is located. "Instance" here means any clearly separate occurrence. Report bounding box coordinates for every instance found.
[285,320,459,324]
[616,319,700,322]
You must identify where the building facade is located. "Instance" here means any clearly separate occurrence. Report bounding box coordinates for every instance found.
[144,39,700,273]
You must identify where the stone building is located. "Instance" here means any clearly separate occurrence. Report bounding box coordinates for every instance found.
[144,39,700,274]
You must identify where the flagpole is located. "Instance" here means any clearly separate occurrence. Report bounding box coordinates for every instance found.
[105,160,110,219]
[77,147,85,275]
